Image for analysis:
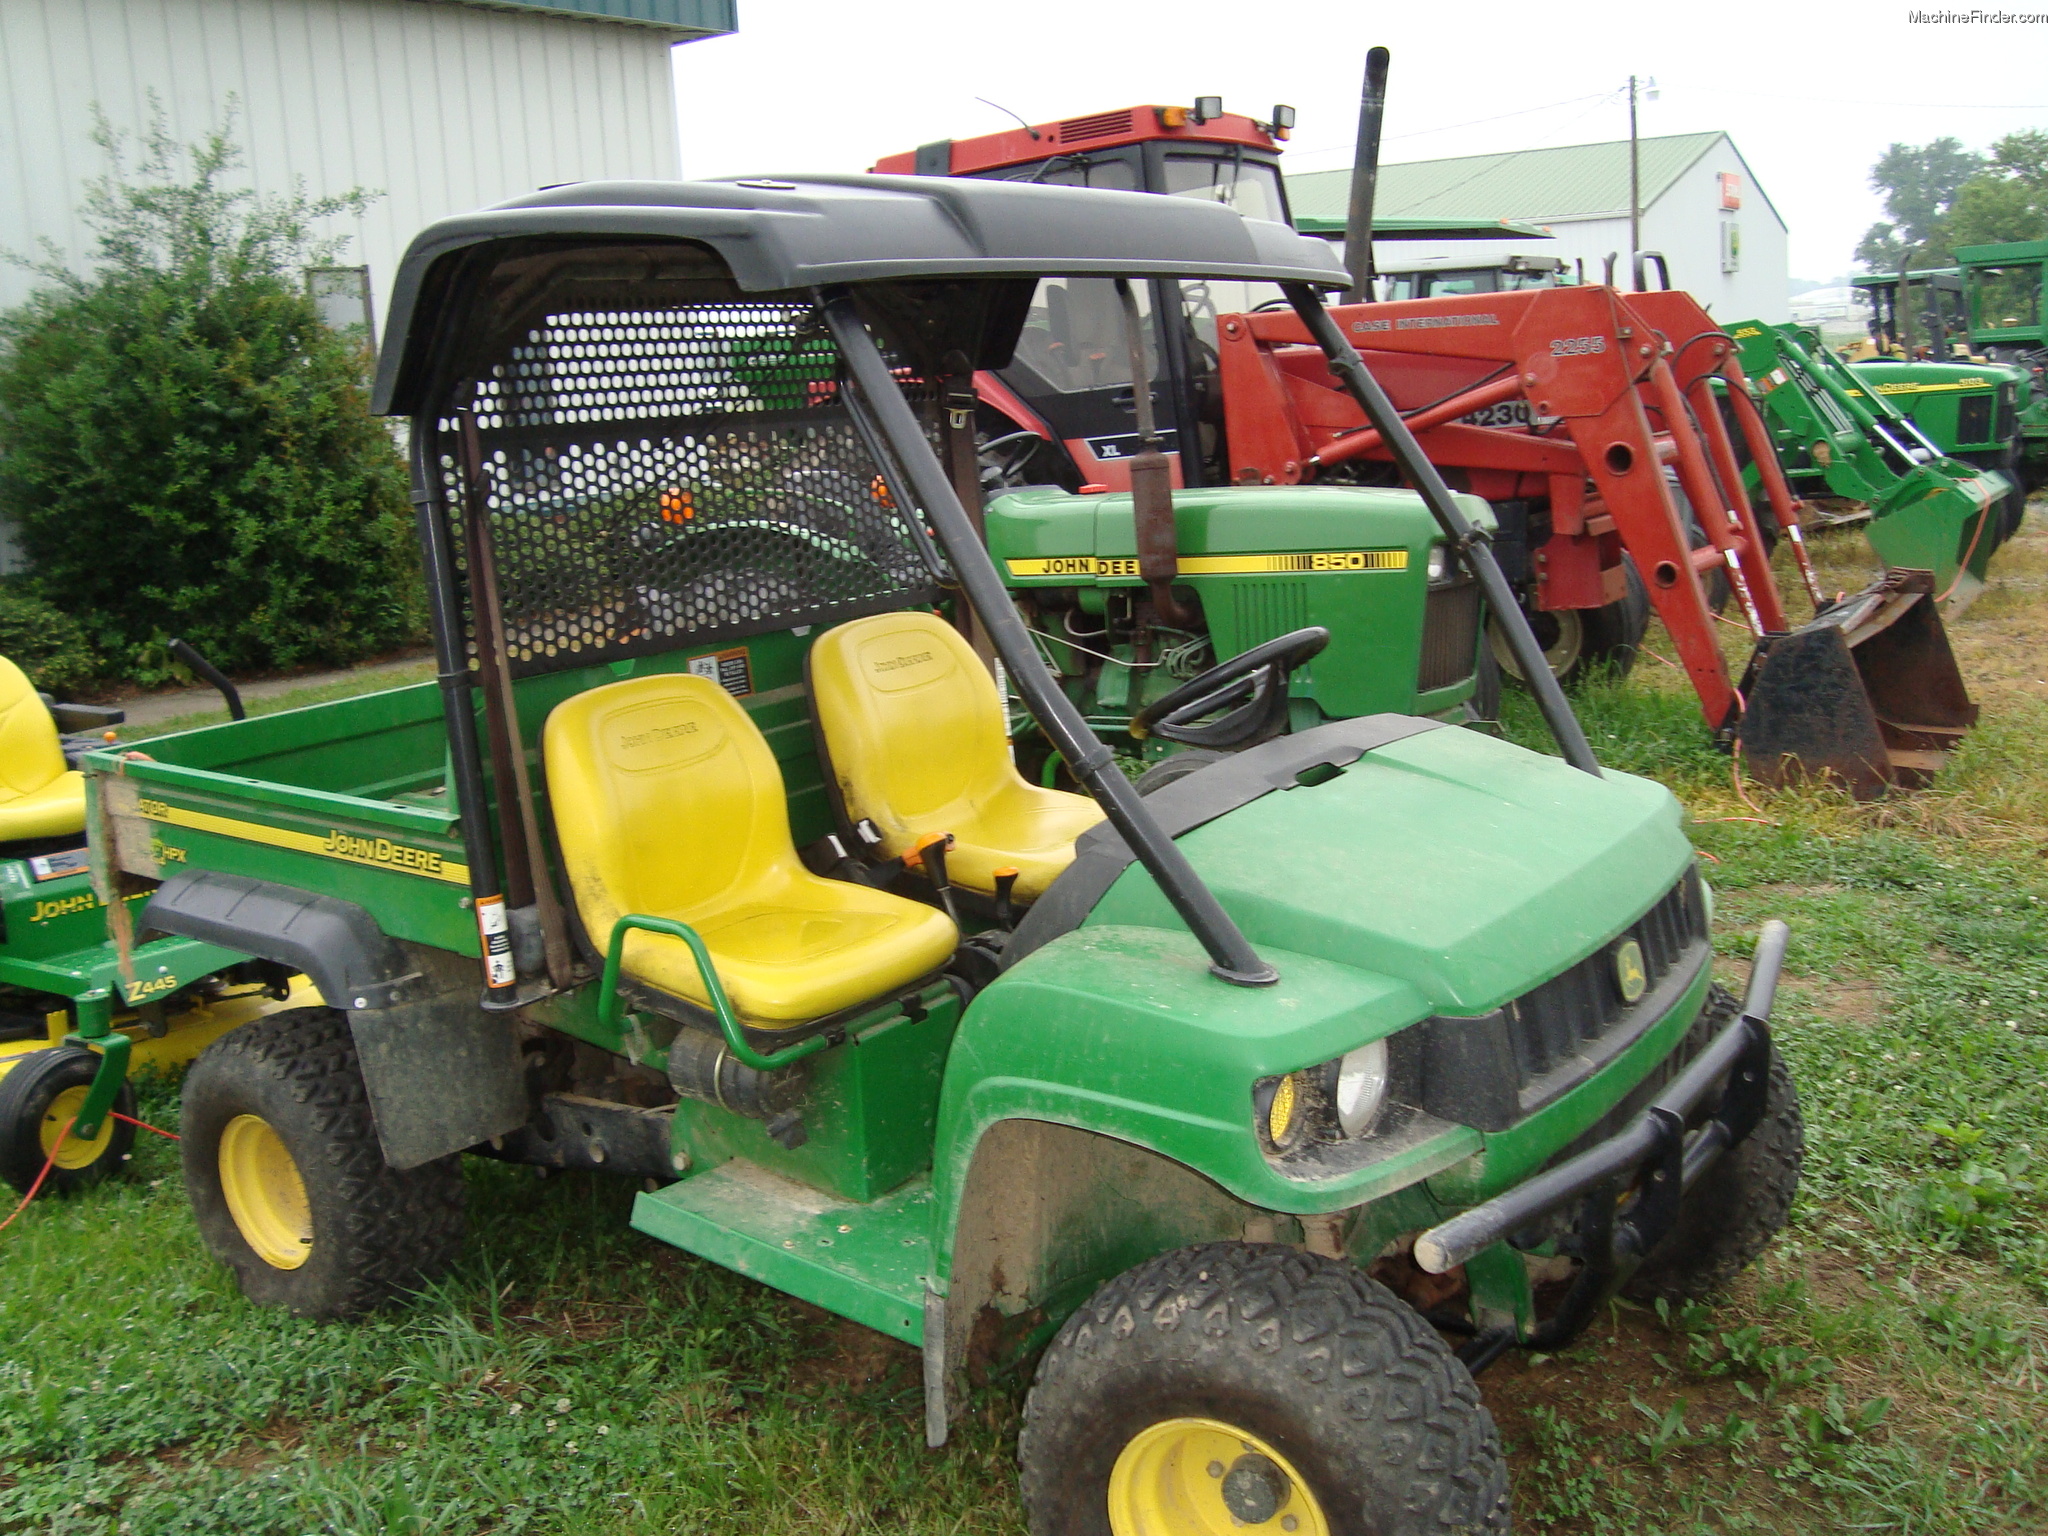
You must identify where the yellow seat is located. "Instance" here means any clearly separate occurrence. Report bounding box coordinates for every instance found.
[544,673,957,1029]
[807,612,1105,902]
[0,655,84,844]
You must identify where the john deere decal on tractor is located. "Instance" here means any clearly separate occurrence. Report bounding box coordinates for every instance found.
[90,176,1803,1533]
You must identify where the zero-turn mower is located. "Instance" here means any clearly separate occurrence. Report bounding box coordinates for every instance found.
[0,649,303,1197]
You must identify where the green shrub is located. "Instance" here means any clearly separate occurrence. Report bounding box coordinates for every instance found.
[0,581,102,696]
[0,104,423,683]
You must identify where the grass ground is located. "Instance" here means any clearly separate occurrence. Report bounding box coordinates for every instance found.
[3,513,2045,1534]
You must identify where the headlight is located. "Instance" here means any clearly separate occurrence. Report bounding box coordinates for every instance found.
[1426,543,1450,584]
[1254,1039,1392,1154]
[1332,1040,1389,1137]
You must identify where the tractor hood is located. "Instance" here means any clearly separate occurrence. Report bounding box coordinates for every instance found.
[1078,722,1693,1016]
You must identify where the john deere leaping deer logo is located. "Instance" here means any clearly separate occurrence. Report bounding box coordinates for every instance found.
[1613,939,1648,1005]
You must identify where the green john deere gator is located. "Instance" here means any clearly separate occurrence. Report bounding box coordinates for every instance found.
[88,177,1803,1534]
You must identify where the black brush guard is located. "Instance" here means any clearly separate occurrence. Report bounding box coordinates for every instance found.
[1413,921,1789,1370]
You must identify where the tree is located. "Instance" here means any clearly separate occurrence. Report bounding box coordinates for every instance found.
[0,103,422,683]
[1855,137,1985,271]
[1945,129,2048,250]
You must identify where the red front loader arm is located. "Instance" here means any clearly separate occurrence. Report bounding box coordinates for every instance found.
[1215,286,1806,728]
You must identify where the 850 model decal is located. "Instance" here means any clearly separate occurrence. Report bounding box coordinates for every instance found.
[1006,549,1410,579]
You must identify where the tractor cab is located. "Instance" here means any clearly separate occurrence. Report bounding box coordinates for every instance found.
[876,102,1294,495]
[1377,253,1571,301]
[1851,267,1974,361]
[1958,236,2047,367]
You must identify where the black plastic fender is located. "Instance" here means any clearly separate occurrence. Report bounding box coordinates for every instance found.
[143,870,526,1168]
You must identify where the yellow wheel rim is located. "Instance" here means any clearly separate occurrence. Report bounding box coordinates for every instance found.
[218,1114,313,1270]
[41,1085,114,1171]
[1108,1416,1331,1536]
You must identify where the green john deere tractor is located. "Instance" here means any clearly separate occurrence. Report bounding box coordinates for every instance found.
[1956,235,2048,488]
[93,177,1803,1533]
[1728,318,2019,605]
[985,481,1495,788]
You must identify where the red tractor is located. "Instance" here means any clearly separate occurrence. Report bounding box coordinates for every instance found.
[876,96,1976,795]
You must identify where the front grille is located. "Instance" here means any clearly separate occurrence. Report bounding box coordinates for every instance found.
[1957,391,1992,446]
[1418,579,1480,692]
[1058,110,1134,143]
[1230,579,1310,644]
[1504,866,1708,1096]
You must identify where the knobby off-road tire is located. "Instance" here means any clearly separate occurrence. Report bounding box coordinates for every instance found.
[1624,988,1804,1303]
[181,1006,464,1318]
[1020,1242,1510,1536]
[0,1046,137,1195]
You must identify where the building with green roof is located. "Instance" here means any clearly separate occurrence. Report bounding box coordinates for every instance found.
[1286,131,1787,320]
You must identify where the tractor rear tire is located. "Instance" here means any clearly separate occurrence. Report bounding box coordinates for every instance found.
[1020,1241,1510,1535]
[181,1006,464,1318]
[1624,989,1803,1303]
[0,1047,136,1196]
[1133,749,1231,796]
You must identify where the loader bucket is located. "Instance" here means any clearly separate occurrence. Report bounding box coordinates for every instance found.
[1738,569,1977,800]
[1863,462,2011,611]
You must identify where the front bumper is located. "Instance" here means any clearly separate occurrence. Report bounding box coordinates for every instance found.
[1413,921,1788,1358]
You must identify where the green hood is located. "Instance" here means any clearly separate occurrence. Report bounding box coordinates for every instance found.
[1088,725,1693,1014]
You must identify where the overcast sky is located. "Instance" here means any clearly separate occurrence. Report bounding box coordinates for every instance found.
[672,0,2045,283]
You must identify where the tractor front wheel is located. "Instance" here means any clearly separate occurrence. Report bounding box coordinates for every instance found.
[1490,559,1649,690]
[181,1006,464,1318]
[1020,1242,1509,1536]
[0,1047,136,1196]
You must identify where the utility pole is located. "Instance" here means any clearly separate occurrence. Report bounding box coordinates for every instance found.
[1627,75,1657,287]
[1628,75,1641,279]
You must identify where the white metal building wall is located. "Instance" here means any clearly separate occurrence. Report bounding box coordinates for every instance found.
[0,0,683,333]
[1342,137,1791,324]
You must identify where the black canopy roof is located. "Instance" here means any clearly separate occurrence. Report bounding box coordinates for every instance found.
[372,173,1346,413]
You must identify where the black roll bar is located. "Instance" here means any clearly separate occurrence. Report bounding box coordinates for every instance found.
[1281,284,1602,775]
[821,290,1279,987]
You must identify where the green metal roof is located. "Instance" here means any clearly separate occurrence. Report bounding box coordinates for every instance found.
[1292,215,1553,242]
[432,0,736,35]
[1287,132,1727,226]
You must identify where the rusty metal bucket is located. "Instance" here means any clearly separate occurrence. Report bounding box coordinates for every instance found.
[1737,569,1978,799]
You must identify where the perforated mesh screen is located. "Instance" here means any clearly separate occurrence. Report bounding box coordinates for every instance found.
[435,301,941,677]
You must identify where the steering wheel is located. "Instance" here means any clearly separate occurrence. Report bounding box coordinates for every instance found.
[1129,627,1329,748]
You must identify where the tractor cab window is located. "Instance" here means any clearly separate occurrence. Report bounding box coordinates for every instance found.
[1007,277,1160,395]
[1176,278,1287,364]
[980,153,1140,192]
[1160,155,1287,224]
[1970,263,2042,333]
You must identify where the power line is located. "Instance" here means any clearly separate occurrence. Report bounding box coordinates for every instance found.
[1282,89,1616,162]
